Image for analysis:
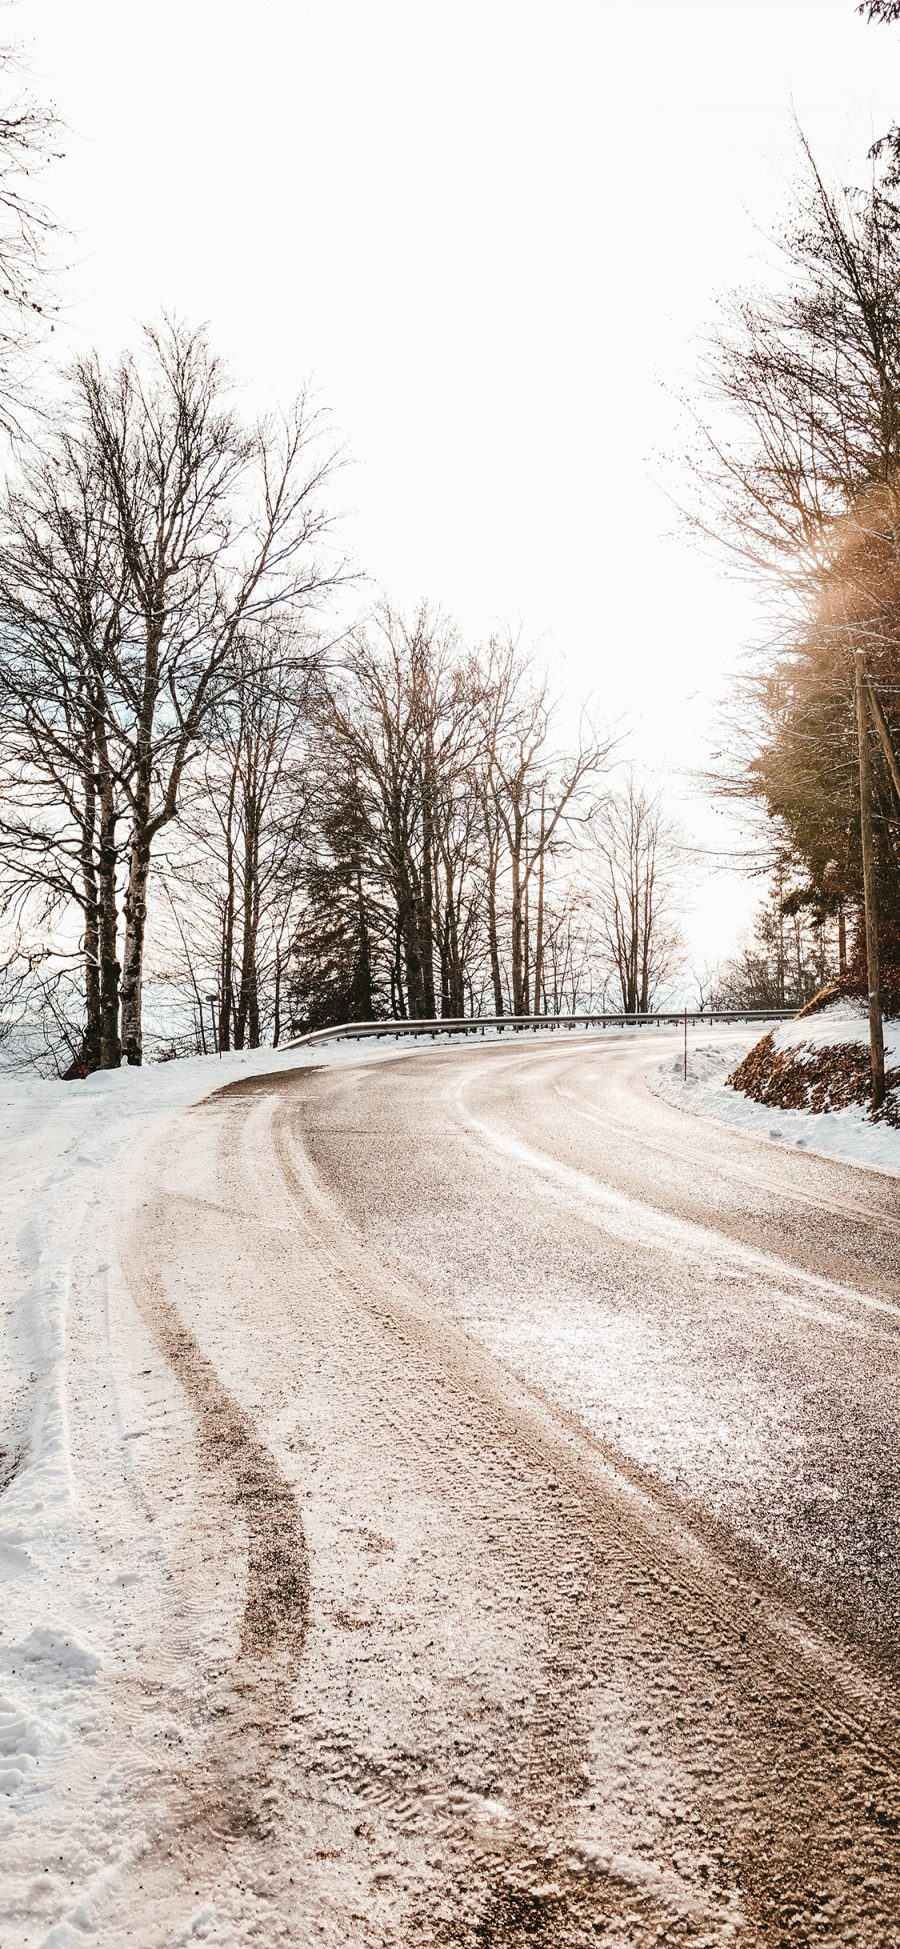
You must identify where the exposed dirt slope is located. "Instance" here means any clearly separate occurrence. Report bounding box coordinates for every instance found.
[729,1029,900,1124]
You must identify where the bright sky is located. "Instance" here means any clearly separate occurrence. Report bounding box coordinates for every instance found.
[21,0,900,971]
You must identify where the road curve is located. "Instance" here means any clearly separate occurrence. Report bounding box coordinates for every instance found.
[104,1030,900,1946]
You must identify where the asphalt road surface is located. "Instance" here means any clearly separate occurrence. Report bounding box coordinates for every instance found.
[94,1032,900,1944]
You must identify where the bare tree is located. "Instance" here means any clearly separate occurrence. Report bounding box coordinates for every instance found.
[286,613,614,1032]
[540,887,608,1013]
[691,961,722,1013]
[168,622,314,1049]
[81,321,343,1063]
[715,866,840,1012]
[315,605,482,1020]
[0,319,344,1069]
[0,436,128,1069]
[0,37,62,429]
[480,636,610,1014]
[592,773,684,1013]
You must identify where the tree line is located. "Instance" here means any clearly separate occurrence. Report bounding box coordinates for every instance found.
[291,612,612,1032]
[0,321,346,1068]
[0,319,686,1071]
[0,26,697,1071]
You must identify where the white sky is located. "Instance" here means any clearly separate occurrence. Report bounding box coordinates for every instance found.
[21,0,900,972]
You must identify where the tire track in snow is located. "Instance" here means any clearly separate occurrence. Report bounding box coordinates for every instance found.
[96,1210,312,1946]
[120,1238,310,1664]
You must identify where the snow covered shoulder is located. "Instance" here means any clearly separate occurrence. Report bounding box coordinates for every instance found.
[651,1013,900,1174]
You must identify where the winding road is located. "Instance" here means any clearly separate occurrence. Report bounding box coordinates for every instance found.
[75,1032,900,1944]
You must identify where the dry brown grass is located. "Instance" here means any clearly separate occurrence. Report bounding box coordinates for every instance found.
[728,1031,900,1125]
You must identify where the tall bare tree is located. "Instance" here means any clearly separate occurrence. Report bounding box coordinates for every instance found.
[592,773,683,1014]
[0,436,128,1068]
[169,623,314,1049]
[0,320,343,1068]
[314,605,481,1020]
[82,321,342,1062]
[480,636,609,1014]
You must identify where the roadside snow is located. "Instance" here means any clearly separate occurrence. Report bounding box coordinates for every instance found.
[0,1040,383,1946]
[650,1014,900,1176]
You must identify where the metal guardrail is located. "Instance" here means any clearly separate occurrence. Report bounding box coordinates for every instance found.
[281,1009,795,1052]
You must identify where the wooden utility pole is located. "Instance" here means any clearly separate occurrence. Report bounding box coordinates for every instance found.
[855,660,886,1111]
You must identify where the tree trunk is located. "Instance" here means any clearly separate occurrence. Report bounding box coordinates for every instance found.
[510,820,525,1014]
[273,944,282,1047]
[532,790,546,1016]
[236,799,261,1048]
[393,914,407,1018]
[95,721,121,1068]
[420,752,437,1018]
[447,901,465,1016]
[220,768,238,1050]
[440,874,465,1018]
[400,882,426,1017]
[439,901,452,1016]
[80,750,102,1074]
[120,618,162,1067]
[120,820,151,1066]
[487,858,504,1016]
[354,866,373,1019]
[97,810,120,1068]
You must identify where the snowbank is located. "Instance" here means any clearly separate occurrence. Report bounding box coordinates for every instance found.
[0,1040,355,1944]
[650,1014,900,1175]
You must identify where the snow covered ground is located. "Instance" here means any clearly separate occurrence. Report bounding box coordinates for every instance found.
[651,1011,900,1175]
[3,1021,896,1949]
[0,1045,323,1946]
[0,1022,648,1946]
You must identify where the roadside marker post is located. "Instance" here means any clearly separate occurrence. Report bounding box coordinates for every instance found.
[683,1007,688,1082]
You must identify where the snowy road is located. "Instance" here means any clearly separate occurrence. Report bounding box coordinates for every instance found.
[5,1030,900,1946]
